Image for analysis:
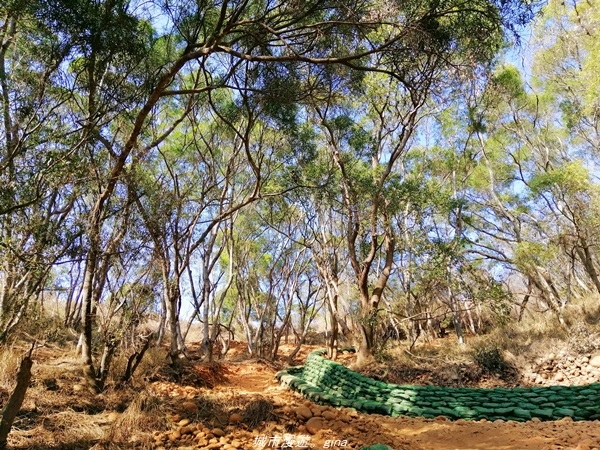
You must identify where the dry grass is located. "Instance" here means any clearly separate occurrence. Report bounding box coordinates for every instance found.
[106,345,168,386]
[366,295,600,388]
[0,346,24,388]
[242,398,275,427]
[7,408,108,450]
[107,389,168,446]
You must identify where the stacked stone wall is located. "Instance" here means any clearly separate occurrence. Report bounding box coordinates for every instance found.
[276,350,600,421]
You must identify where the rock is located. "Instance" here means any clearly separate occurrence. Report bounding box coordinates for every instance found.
[295,406,313,419]
[554,372,564,382]
[229,413,243,424]
[322,410,337,420]
[206,443,223,449]
[179,425,195,435]
[310,406,323,416]
[305,417,326,435]
[211,428,226,437]
[589,354,600,368]
[180,401,198,414]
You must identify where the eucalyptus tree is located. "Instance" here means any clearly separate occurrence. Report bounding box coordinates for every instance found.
[290,175,357,360]
[3,0,536,380]
[0,1,82,342]
[305,0,535,364]
[229,202,308,359]
[527,0,600,298]
[451,0,600,322]
[23,0,431,386]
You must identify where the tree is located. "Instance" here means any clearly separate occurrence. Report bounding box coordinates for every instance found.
[0,1,81,342]
[1,0,537,376]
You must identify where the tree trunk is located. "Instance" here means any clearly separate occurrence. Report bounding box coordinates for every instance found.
[79,252,101,393]
[450,295,465,344]
[0,353,33,450]
[576,242,600,295]
[121,332,155,384]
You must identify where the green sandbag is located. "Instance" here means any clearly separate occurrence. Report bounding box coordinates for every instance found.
[360,445,393,450]
[530,409,554,420]
[277,349,600,422]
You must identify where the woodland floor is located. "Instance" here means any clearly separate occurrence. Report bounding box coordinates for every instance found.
[3,340,600,450]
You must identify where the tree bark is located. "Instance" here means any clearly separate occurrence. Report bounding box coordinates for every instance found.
[121,332,155,384]
[0,353,33,450]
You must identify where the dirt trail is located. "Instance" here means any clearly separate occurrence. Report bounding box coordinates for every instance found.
[7,342,600,450]
[210,353,600,450]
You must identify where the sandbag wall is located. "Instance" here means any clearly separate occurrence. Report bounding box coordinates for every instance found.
[276,350,600,421]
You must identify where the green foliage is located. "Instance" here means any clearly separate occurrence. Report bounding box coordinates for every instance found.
[492,65,527,99]
[529,161,590,195]
[514,241,558,269]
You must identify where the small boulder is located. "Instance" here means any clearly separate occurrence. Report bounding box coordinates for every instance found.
[295,406,313,420]
[229,413,243,424]
[589,354,600,368]
[554,372,564,382]
[305,417,325,435]
[211,428,226,437]
[321,410,337,420]
[180,401,198,414]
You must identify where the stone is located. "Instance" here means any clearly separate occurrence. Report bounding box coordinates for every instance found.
[206,443,222,449]
[305,417,326,434]
[229,413,243,424]
[310,406,323,416]
[295,406,313,419]
[589,354,600,368]
[322,410,337,420]
[180,401,198,414]
[554,372,565,382]
[211,428,226,437]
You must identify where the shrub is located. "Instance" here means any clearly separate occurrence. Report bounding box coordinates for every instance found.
[472,345,511,374]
